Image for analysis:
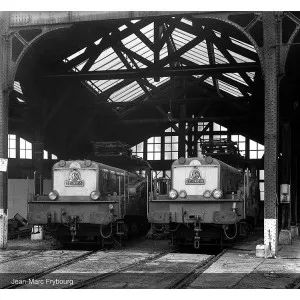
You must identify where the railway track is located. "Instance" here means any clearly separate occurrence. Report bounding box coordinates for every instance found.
[4,250,96,289]
[1,243,227,289]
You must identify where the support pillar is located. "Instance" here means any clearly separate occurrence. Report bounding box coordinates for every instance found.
[0,12,10,249]
[262,12,280,258]
[178,105,186,158]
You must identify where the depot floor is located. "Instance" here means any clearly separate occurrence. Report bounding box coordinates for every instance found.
[1,229,300,289]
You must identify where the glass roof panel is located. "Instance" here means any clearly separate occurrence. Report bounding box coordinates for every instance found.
[218,80,244,97]
[223,73,249,86]
[181,18,193,26]
[227,50,255,63]
[110,81,145,102]
[14,81,23,94]
[62,17,258,105]
[94,38,102,45]
[140,22,154,43]
[182,40,209,65]
[213,45,230,64]
[66,47,86,61]
[90,47,126,71]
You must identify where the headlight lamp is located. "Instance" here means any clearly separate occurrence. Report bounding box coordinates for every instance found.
[168,189,178,200]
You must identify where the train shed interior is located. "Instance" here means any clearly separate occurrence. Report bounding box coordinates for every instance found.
[0,11,300,257]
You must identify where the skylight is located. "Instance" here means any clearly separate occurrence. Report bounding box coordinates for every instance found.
[62,16,258,106]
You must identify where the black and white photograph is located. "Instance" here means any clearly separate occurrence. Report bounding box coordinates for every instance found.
[0,1,299,294]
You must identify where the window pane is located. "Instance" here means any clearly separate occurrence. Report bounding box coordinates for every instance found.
[172,152,178,159]
[239,135,246,142]
[231,135,238,142]
[165,152,171,160]
[147,144,153,152]
[147,153,153,160]
[9,149,16,158]
[44,150,48,159]
[165,136,171,143]
[165,144,171,151]
[26,142,32,150]
[257,143,264,150]
[250,151,257,159]
[259,170,264,180]
[52,154,57,159]
[239,143,245,151]
[137,142,143,152]
[20,150,25,158]
[213,123,220,131]
[148,137,154,143]
[172,144,178,151]
[240,151,245,157]
[250,140,257,150]
[260,191,264,201]
[154,144,161,152]
[154,137,161,143]
[259,182,264,191]
[20,138,25,149]
[154,153,161,160]
[172,136,178,143]
[257,151,264,159]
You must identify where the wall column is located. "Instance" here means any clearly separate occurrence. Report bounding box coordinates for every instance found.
[0,12,10,249]
[262,12,280,257]
[178,104,186,158]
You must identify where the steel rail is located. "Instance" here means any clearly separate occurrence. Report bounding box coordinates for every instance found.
[4,250,96,289]
[68,248,179,289]
[167,248,227,289]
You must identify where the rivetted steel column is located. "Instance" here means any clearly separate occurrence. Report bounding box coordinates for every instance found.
[0,12,10,249]
[178,104,186,158]
[262,12,279,257]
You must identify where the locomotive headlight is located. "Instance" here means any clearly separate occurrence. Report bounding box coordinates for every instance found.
[179,190,187,198]
[212,189,223,199]
[90,190,101,200]
[169,189,178,200]
[49,190,59,200]
[203,190,212,198]
[108,204,114,211]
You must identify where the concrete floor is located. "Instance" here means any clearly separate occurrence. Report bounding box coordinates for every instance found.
[1,232,300,289]
[188,235,300,289]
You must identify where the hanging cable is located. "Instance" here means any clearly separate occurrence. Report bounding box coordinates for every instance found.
[223,223,238,240]
[100,223,113,239]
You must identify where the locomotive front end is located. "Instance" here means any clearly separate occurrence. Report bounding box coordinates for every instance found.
[28,160,120,244]
[148,156,245,248]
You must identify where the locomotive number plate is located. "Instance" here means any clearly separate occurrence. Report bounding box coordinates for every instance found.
[65,180,84,187]
[185,178,205,185]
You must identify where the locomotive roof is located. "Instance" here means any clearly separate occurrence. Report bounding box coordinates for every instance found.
[52,159,135,175]
[172,156,242,174]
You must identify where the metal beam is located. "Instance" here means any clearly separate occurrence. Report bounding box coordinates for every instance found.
[46,63,259,80]
[118,116,252,124]
[9,11,198,28]
[97,96,253,107]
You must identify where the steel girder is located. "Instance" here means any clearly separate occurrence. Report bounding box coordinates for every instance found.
[45,63,259,80]
[262,12,280,258]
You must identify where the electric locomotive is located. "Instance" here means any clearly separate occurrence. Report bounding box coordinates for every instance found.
[147,155,259,248]
[28,159,149,246]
